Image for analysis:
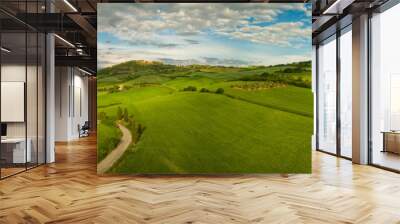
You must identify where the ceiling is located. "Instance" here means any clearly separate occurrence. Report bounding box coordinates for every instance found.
[311,0,391,44]
[1,0,323,74]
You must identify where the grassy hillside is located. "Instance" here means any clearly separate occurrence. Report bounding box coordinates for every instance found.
[97,60,313,173]
[97,121,121,162]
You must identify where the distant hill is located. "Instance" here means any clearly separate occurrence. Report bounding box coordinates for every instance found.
[98,60,312,85]
[98,60,187,83]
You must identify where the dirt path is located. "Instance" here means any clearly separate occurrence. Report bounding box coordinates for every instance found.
[97,123,132,174]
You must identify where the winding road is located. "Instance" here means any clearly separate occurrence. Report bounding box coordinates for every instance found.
[97,123,132,174]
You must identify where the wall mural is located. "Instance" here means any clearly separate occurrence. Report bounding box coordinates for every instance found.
[97,3,313,174]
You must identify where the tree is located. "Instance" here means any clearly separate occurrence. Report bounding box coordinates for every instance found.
[200,88,209,93]
[261,72,270,76]
[117,107,123,120]
[123,108,129,122]
[183,86,197,91]
[216,88,224,94]
[137,124,145,138]
[129,115,136,129]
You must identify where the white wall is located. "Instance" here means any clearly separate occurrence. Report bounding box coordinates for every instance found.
[55,67,89,141]
[0,65,41,137]
[1,65,26,81]
[1,65,26,139]
[312,45,317,150]
[55,67,69,141]
[72,72,89,138]
[1,82,25,122]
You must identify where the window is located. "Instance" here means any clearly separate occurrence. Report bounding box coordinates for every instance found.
[317,36,337,154]
[339,27,352,158]
[370,3,400,171]
[0,2,46,179]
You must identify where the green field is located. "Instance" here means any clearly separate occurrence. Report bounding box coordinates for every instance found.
[97,60,313,173]
[97,121,122,162]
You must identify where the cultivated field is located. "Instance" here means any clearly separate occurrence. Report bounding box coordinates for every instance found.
[97,60,313,173]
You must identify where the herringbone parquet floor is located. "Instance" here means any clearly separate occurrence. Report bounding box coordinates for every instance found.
[1,135,400,224]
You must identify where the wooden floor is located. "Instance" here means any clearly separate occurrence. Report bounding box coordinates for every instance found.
[1,167,26,178]
[1,135,400,223]
[372,151,400,171]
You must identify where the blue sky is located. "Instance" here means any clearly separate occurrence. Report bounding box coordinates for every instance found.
[98,3,311,68]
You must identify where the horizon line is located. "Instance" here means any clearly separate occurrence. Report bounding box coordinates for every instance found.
[98,59,311,70]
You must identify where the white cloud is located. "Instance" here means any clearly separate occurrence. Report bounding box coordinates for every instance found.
[98,3,310,47]
[223,21,310,47]
[98,40,310,69]
[97,3,311,68]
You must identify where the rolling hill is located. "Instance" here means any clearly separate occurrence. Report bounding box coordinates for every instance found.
[97,60,313,173]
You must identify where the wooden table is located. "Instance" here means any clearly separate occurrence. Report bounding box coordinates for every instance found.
[381,131,400,154]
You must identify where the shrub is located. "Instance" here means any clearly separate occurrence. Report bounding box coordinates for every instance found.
[230,81,287,91]
[200,88,210,93]
[281,67,304,73]
[107,85,120,93]
[215,88,224,94]
[122,85,132,91]
[116,107,123,120]
[183,86,197,91]
[123,108,129,122]
[260,72,271,76]
[137,124,146,139]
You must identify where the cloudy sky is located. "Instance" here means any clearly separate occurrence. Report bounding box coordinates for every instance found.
[98,3,311,69]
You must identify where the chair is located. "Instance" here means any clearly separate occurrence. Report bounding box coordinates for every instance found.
[79,121,90,138]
